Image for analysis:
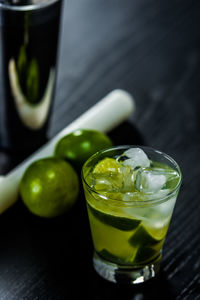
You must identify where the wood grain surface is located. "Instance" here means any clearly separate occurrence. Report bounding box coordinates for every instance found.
[0,0,200,299]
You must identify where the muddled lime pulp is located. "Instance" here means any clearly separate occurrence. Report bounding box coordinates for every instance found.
[83,148,180,266]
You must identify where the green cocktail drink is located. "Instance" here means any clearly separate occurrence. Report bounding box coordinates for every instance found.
[82,146,182,284]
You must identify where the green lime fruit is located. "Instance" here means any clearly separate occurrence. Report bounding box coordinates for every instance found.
[20,157,79,218]
[54,129,113,170]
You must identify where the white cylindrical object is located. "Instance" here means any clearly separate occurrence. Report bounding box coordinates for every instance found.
[0,89,135,213]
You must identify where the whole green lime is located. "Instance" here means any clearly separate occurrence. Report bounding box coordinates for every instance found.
[54,129,113,170]
[20,157,79,218]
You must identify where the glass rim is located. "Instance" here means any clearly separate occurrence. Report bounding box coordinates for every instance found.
[0,0,60,11]
[81,145,182,206]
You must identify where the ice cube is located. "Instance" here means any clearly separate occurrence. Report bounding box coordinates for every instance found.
[142,197,176,228]
[135,169,166,193]
[153,168,179,189]
[92,174,112,191]
[86,173,123,192]
[122,148,150,170]
[155,196,176,216]
[122,205,148,220]
[144,167,179,190]
[121,167,136,192]
[122,192,138,201]
[151,168,178,179]
[143,209,170,229]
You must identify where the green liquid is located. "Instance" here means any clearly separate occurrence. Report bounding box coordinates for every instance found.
[87,203,168,266]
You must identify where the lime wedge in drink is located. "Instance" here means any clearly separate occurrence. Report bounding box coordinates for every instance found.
[93,157,121,174]
[133,247,159,264]
[98,249,138,265]
[128,225,166,263]
[129,225,163,247]
[91,157,129,194]
[87,203,140,231]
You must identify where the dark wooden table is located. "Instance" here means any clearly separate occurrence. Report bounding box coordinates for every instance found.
[0,0,200,299]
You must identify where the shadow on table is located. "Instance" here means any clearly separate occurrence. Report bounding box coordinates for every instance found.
[87,268,175,300]
[0,137,48,175]
[108,121,145,146]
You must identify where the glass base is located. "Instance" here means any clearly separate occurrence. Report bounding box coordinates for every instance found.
[93,251,161,284]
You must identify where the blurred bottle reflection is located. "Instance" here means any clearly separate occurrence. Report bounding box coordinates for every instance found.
[0,0,63,155]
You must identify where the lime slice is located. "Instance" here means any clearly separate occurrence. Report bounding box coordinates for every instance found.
[133,247,159,264]
[92,157,124,193]
[128,225,165,263]
[93,157,121,174]
[128,225,163,247]
[145,224,169,241]
[98,249,130,265]
[87,203,140,231]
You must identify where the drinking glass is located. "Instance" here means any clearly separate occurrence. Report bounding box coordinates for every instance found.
[82,145,182,284]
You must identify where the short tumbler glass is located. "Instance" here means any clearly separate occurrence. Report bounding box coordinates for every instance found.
[82,145,182,284]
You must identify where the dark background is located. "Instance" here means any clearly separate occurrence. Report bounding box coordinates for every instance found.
[0,0,200,299]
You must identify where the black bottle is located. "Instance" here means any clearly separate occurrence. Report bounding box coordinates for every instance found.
[0,0,63,155]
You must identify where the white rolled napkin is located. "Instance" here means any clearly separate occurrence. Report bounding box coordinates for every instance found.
[0,89,135,213]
